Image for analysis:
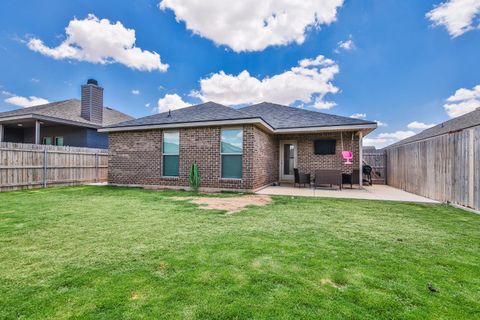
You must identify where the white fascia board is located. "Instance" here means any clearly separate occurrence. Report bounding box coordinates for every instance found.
[99,120,377,134]
[273,124,377,133]
[99,118,274,132]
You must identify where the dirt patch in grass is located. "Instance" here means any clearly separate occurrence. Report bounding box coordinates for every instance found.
[172,195,272,213]
[320,278,347,289]
[130,291,143,300]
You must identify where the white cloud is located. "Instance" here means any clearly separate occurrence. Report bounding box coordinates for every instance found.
[27,14,168,72]
[299,55,335,67]
[159,0,344,52]
[336,35,355,52]
[350,113,366,119]
[364,131,416,149]
[407,121,436,130]
[363,137,394,149]
[444,84,480,117]
[377,131,416,140]
[314,100,336,110]
[426,0,480,37]
[145,103,151,108]
[157,93,192,113]
[4,95,49,108]
[191,55,339,109]
[132,89,140,95]
[374,120,388,127]
[30,78,40,83]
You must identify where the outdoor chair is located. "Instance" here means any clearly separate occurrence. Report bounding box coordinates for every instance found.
[342,169,360,189]
[314,170,342,190]
[294,168,311,187]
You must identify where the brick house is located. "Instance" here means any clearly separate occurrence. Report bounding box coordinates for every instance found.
[0,79,133,148]
[100,102,377,191]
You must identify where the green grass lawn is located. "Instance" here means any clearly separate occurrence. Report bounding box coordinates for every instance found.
[0,186,479,319]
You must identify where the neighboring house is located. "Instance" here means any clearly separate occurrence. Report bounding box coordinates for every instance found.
[385,107,480,211]
[0,80,133,149]
[101,102,377,191]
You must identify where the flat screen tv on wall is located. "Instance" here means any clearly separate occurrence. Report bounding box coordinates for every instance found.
[314,139,336,155]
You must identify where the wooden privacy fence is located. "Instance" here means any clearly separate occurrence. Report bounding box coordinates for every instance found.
[386,126,480,211]
[0,142,108,191]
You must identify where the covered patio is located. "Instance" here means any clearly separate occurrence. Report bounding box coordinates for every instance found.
[256,184,438,203]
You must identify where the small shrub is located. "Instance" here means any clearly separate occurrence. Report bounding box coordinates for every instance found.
[188,162,201,192]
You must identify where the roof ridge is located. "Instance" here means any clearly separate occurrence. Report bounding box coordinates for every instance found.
[242,102,376,125]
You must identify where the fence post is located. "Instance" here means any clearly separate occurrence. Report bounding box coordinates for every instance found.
[95,153,99,182]
[43,148,48,188]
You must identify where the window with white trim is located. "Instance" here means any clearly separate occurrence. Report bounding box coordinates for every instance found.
[163,131,179,177]
[220,128,243,179]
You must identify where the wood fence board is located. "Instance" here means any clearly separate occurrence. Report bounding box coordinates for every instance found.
[386,126,480,211]
[0,142,108,191]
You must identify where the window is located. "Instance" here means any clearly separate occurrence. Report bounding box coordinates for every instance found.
[221,128,243,179]
[55,136,64,146]
[42,137,52,145]
[163,131,179,177]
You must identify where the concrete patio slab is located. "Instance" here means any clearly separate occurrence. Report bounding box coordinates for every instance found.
[256,184,438,203]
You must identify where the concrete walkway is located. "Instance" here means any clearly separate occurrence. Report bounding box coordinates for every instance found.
[256,184,438,203]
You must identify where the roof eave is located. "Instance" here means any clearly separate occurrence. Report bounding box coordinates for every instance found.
[0,114,101,129]
[274,124,377,134]
[99,119,377,134]
[99,118,274,132]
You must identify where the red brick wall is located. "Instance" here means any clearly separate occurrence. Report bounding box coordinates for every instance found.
[108,130,162,185]
[108,125,256,190]
[277,131,360,178]
[252,126,278,189]
[108,127,359,190]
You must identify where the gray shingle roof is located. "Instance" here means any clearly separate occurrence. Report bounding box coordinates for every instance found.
[240,102,376,129]
[108,101,376,130]
[109,102,257,128]
[0,99,133,127]
[387,108,480,148]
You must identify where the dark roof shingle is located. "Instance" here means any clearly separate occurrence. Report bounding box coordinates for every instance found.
[240,102,376,129]
[109,101,376,130]
[109,102,257,128]
[0,99,133,127]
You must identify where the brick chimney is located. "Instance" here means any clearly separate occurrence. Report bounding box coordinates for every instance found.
[81,79,103,124]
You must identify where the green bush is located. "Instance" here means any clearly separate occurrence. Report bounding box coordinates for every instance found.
[188,162,201,192]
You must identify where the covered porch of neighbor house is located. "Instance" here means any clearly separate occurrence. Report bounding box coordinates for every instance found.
[0,117,106,148]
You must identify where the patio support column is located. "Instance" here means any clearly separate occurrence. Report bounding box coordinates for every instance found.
[35,120,41,144]
[359,131,363,187]
[0,124,3,142]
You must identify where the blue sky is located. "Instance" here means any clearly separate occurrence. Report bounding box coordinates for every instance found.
[0,0,479,147]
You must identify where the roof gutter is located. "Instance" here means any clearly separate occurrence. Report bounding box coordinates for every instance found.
[99,118,377,134]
